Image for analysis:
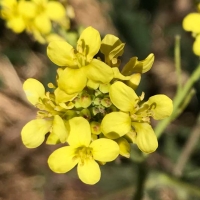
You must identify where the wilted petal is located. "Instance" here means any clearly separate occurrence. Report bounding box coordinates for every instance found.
[58,67,87,94]
[101,112,131,139]
[183,13,200,33]
[109,81,138,112]
[133,122,158,153]
[90,138,119,162]
[23,78,45,105]
[48,146,78,173]
[46,2,65,21]
[68,117,91,147]
[77,27,101,61]
[101,34,124,59]
[21,119,52,148]
[85,59,113,84]
[77,159,100,185]
[146,95,173,120]
[47,41,75,67]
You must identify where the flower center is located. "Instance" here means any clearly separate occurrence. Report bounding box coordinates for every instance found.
[75,147,93,165]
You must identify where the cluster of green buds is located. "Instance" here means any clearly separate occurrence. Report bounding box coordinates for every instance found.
[21,26,173,185]
[1,0,70,43]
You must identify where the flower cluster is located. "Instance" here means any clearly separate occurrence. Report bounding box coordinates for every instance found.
[1,0,69,43]
[21,26,173,184]
[183,4,200,56]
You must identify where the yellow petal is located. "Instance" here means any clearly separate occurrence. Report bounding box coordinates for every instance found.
[126,73,141,90]
[77,159,100,185]
[77,27,101,61]
[54,87,78,103]
[85,59,113,84]
[115,137,131,158]
[87,79,99,90]
[46,33,65,43]
[121,54,154,75]
[46,2,65,21]
[52,115,68,143]
[183,13,200,33]
[90,138,119,162]
[21,119,52,148]
[109,81,138,112]
[46,132,60,145]
[7,17,26,33]
[146,95,173,120]
[34,14,51,34]
[23,78,45,105]
[58,67,87,94]
[18,1,36,18]
[112,67,130,80]
[48,146,78,173]
[47,41,75,67]
[68,117,91,147]
[99,83,110,93]
[101,112,131,139]
[193,35,200,56]
[133,122,158,153]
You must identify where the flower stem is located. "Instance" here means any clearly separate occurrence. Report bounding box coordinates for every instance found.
[132,161,148,200]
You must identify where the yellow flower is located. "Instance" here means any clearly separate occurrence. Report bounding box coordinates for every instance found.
[48,117,119,185]
[21,78,69,148]
[47,26,113,94]
[101,81,173,153]
[182,11,200,56]
[1,0,36,33]
[29,0,65,35]
[183,13,200,34]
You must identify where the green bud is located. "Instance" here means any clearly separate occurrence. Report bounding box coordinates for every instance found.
[90,121,101,135]
[101,97,112,107]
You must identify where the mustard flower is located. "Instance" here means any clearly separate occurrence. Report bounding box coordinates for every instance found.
[29,0,66,35]
[48,117,119,185]
[47,26,114,94]
[1,0,36,33]
[182,10,200,56]
[101,81,173,153]
[21,78,69,148]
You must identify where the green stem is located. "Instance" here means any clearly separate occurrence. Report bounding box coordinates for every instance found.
[132,161,148,200]
[155,63,200,139]
[174,35,182,92]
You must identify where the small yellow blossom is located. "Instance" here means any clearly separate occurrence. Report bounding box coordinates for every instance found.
[47,26,114,94]
[182,8,200,56]
[1,0,36,33]
[101,81,173,153]
[48,117,119,185]
[21,78,69,147]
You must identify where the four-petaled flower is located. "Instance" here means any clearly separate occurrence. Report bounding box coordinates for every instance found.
[47,26,113,94]
[101,81,173,153]
[48,117,119,185]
